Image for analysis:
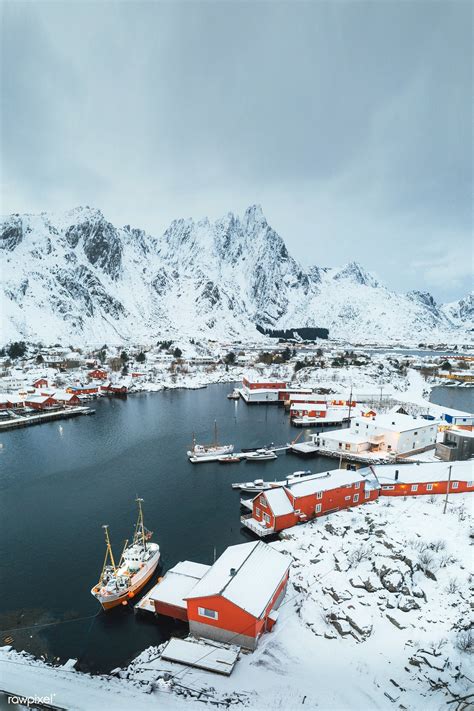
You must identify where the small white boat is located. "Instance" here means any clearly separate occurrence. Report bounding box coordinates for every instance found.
[232,470,313,492]
[218,454,241,463]
[244,449,277,461]
[227,389,240,400]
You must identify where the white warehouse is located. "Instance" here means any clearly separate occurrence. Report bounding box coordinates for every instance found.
[314,413,438,457]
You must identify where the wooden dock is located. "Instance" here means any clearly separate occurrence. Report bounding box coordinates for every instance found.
[0,406,94,431]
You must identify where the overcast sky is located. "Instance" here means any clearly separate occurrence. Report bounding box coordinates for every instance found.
[1,0,472,301]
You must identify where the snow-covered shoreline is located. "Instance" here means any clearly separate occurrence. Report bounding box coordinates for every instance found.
[1,493,472,711]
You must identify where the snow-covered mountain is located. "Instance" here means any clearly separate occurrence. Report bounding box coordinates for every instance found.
[0,205,470,345]
[441,292,474,330]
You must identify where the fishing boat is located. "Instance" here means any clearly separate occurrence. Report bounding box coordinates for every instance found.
[232,470,313,492]
[244,448,277,461]
[91,498,160,611]
[227,389,240,400]
[187,421,234,459]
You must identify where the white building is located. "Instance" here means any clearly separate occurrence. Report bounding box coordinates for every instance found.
[315,413,438,457]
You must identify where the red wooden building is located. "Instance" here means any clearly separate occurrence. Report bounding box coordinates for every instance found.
[66,385,99,396]
[242,377,288,391]
[185,541,290,650]
[242,469,380,537]
[24,395,57,410]
[32,378,48,389]
[373,462,474,496]
[88,369,108,380]
[150,561,211,621]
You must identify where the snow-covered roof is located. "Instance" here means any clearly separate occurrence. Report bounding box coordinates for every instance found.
[353,414,435,433]
[186,541,290,618]
[321,430,370,444]
[287,469,366,497]
[291,403,326,412]
[25,395,54,403]
[262,488,294,516]
[373,461,474,484]
[148,561,210,609]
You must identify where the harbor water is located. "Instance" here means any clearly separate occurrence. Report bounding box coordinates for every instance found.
[0,383,336,673]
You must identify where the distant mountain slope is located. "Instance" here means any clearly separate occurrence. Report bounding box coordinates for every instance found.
[0,205,470,345]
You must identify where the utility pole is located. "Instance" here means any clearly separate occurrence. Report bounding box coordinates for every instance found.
[443,464,452,514]
[348,384,353,422]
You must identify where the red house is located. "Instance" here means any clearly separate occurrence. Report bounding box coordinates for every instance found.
[32,378,48,389]
[242,469,380,537]
[252,488,298,534]
[24,395,57,410]
[185,541,291,650]
[150,561,211,621]
[242,377,287,391]
[374,461,474,496]
[88,369,108,380]
[290,403,327,419]
[67,385,99,396]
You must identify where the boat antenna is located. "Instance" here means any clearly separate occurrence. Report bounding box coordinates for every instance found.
[102,524,117,574]
[136,497,146,551]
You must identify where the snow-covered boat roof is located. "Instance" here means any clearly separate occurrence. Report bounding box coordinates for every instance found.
[373,461,474,484]
[261,488,294,516]
[287,469,366,497]
[185,541,290,618]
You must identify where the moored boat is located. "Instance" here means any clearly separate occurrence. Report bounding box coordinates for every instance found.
[91,498,160,610]
[218,454,241,463]
[231,470,313,492]
[227,389,240,400]
[187,421,234,459]
[244,448,277,461]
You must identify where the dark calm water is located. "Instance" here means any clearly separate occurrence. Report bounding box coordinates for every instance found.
[430,385,473,412]
[0,383,337,673]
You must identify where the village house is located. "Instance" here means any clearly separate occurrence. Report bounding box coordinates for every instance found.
[315,413,438,457]
[24,394,58,410]
[51,390,81,406]
[137,541,291,651]
[372,461,474,496]
[32,377,48,389]
[242,469,380,537]
[436,429,474,461]
[87,369,108,380]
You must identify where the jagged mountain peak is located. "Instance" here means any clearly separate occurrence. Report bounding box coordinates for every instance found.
[0,205,470,345]
[331,261,380,288]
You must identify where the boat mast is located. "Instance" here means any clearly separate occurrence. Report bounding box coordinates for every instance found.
[214,419,218,446]
[102,524,117,574]
[136,497,146,551]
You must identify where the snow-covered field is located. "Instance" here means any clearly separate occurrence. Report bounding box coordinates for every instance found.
[1,493,472,711]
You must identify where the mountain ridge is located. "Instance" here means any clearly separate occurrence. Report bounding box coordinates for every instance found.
[0,205,471,345]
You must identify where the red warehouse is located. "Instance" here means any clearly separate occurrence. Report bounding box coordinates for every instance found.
[242,469,380,537]
[185,541,291,650]
[24,395,57,410]
[373,461,474,496]
[149,561,211,621]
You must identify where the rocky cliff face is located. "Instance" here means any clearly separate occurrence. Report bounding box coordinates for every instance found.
[0,205,469,345]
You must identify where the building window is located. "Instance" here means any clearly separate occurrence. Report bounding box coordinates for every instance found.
[383,486,395,490]
[344,495,351,500]
[426,484,433,491]
[452,482,459,489]
[198,607,218,620]
[411,485,418,492]
[316,491,323,499]
[467,481,473,487]
[365,491,370,499]
[387,445,392,451]
[414,431,418,435]
[353,494,359,503]
[256,507,261,516]
[355,482,360,489]
[338,442,342,448]
[263,513,271,524]
[315,504,322,513]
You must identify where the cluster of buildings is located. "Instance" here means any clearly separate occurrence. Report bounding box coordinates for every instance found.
[241,461,473,537]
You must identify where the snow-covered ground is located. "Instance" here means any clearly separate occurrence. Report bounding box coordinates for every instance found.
[1,493,472,710]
